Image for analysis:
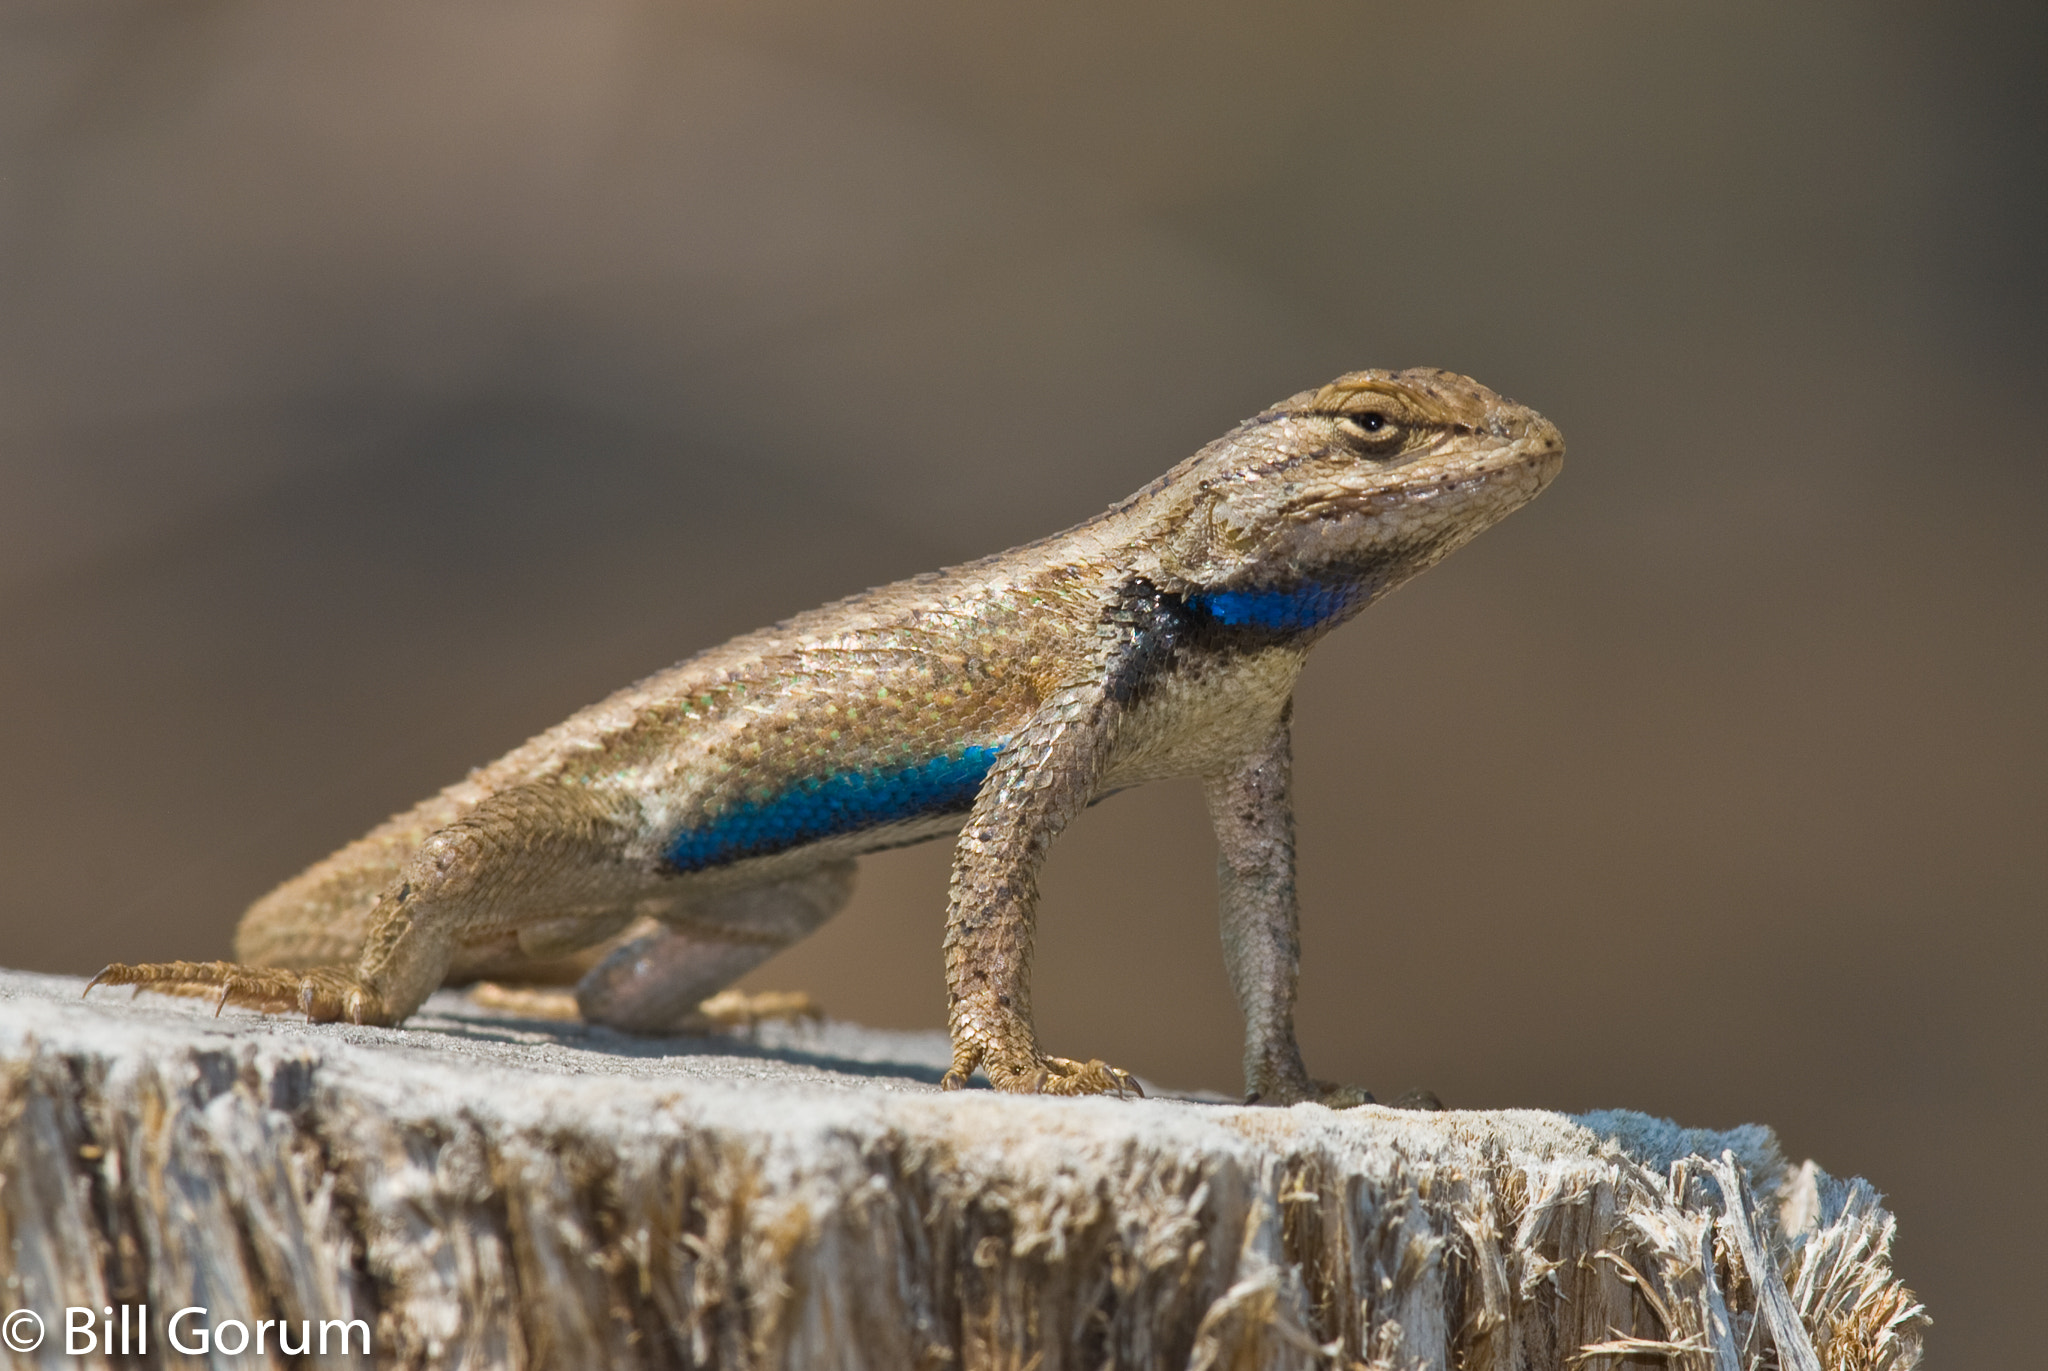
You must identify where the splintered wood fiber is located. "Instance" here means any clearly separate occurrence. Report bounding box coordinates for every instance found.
[0,980,1925,1370]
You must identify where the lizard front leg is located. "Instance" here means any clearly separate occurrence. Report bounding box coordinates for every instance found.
[942,682,1141,1098]
[1206,709,1373,1108]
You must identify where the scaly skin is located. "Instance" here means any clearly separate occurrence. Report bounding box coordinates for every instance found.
[90,368,1562,1104]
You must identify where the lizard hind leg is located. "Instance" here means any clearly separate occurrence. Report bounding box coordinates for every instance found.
[86,816,486,1028]
[573,860,855,1034]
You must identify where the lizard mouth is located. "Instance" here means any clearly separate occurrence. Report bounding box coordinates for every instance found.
[1288,436,1559,523]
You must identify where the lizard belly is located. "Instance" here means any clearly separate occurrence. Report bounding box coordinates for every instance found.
[1102,645,1304,788]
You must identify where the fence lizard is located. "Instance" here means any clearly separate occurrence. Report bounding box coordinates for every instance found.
[90,368,1563,1104]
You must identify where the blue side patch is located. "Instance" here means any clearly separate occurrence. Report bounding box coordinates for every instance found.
[665,745,1002,872]
[1188,582,1360,632]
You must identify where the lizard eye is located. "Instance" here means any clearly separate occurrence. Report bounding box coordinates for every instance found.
[1342,410,1402,450]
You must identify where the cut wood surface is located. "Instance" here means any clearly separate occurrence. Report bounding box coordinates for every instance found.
[0,970,1924,1370]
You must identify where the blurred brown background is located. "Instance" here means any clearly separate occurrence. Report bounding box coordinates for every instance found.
[3,0,2041,1358]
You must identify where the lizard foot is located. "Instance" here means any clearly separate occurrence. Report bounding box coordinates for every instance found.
[1026,1055,1144,1098]
[687,988,823,1031]
[1383,1087,1446,1111]
[466,982,580,1020]
[86,961,392,1025]
[1307,1080,1378,1109]
[467,983,822,1032]
[944,1050,1144,1099]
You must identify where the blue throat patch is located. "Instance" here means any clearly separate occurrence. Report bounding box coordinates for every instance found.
[1187,581,1360,632]
[664,745,1003,872]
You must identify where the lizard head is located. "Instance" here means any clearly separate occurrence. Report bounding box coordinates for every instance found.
[1146,367,1563,631]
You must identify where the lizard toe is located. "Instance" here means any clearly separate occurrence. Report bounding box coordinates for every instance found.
[942,1040,986,1092]
[208,966,329,1016]
[690,988,823,1031]
[88,959,223,998]
[86,959,292,1008]
[83,959,391,1024]
[293,968,385,1024]
[1022,1055,1144,1099]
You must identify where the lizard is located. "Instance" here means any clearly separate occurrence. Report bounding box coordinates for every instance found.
[88,367,1563,1104]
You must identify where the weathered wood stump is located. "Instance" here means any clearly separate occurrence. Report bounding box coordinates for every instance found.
[0,970,1924,1369]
